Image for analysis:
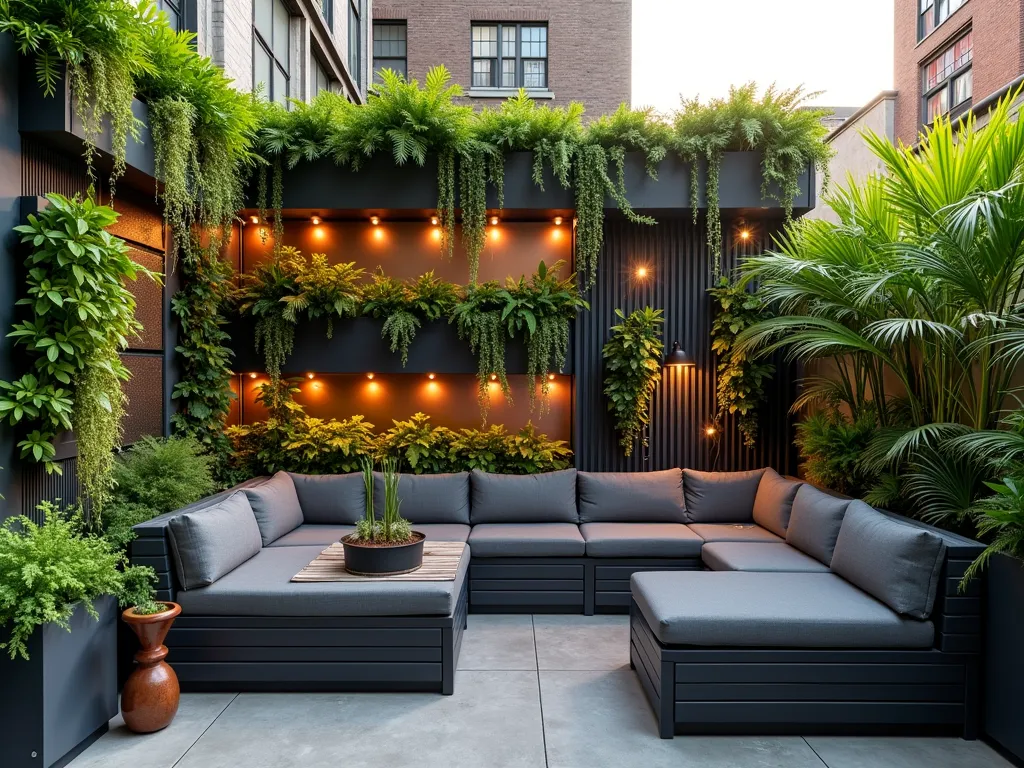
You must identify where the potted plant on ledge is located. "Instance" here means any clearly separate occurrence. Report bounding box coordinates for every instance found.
[341,456,424,576]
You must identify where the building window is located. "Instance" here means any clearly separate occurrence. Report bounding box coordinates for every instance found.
[348,0,361,86]
[922,31,972,124]
[312,56,336,98]
[320,0,333,28]
[471,22,547,89]
[157,0,182,31]
[373,21,407,81]
[919,0,966,40]
[253,0,291,106]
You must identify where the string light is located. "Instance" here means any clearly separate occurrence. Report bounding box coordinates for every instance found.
[370,215,380,226]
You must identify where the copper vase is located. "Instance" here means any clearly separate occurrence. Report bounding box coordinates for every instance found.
[121,602,182,733]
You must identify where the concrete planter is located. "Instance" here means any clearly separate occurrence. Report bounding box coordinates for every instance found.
[984,553,1024,761]
[0,596,118,768]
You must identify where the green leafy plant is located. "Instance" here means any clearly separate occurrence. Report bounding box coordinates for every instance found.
[0,194,155,521]
[281,251,363,337]
[352,456,412,544]
[361,270,418,366]
[961,477,1024,587]
[0,503,158,660]
[585,104,671,179]
[236,254,300,381]
[498,422,574,474]
[603,307,664,456]
[278,415,377,474]
[794,409,880,499]
[377,412,457,473]
[451,280,510,420]
[709,277,775,447]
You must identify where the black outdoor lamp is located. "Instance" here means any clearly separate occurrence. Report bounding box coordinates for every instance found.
[663,341,694,368]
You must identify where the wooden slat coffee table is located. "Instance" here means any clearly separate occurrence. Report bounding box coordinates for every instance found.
[292,541,466,582]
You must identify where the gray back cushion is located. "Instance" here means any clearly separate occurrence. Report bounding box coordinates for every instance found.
[243,471,305,545]
[470,469,578,523]
[373,472,470,524]
[786,485,852,565]
[830,501,946,619]
[577,469,685,523]
[752,469,803,537]
[683,468,767,523]
[168,491,262,589]
[288,472,365,525]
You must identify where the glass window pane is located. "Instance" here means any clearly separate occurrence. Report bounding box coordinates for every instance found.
[953,69,973,105]
[937,0,949,22]
[920,0,933,9]
[254,42,272,99]
[472,59,493,87]
[501,58,516,87]
[523,59,546,88]
[373,23,407,57]
[472,25,497,57]
[920,10,935,37]
[521,26,547,58]
[374,58,406,79]
[255,0,273,42]
[349,4,361,82]
[273,0,289,67]
[927,89,948,123]
[502,26,516,57]
[274,65,288,106]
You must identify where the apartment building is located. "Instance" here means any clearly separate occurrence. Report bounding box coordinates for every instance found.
[369,0,632,116]
[162,0,371,103]
[894,0,1024,144]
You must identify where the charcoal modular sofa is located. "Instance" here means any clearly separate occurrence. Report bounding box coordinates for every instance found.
[628,468,984,739]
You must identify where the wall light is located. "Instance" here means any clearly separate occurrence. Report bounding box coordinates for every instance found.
[705,425,717,437]
[248,372,258,379]
[311,215,321,226]
[554,216,563,226]
[664,341,695,367]
[250,215,260,225]
[636,266,649,279]
[489,373,498,381]
[427,373,436,380]
[548,373,556,381]
[739,229,750,241]
[306,372,316,380]
[366,372,375,380]
[370,215,380,226]
[490,215,499,226]
[430,215,439,226]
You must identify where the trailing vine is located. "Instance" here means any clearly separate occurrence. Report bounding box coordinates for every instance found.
[452,282,509,423]
[709,277,776,448]
[602,307,664,457]
[149,96,198,259]
[237,256,299,382]
[280,251,363,338]
[459,150,488,283]
[362,270,420,366]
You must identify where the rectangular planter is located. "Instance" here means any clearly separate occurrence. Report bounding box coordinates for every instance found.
[0,596,118,768]
[984,553,1024,761]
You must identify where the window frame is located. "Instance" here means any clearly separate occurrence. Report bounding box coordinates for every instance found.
[372,20,408,82]
[918,0,967,41]
[252,0,291,107]
[156,0,182,32]
[921,30,973,126]
[348,0,362,87]
[320,0,333,29]
[470,21,548,90]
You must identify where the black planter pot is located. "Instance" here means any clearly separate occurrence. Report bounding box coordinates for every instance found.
[342,532,425,576]
[985,553,1024,762]
[0,596,118,768]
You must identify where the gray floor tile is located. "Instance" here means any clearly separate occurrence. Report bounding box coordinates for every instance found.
[540,669,826,768]
[175,671,546,768]
[67,693,236,768]
[534,614,630,670]
[458,614,537,670]
[805,736,1012,768]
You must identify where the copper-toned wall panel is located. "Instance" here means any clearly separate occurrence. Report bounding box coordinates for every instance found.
[234,372,572,442]
[241,220,572,283]
[102,187,164,251]
[121,354,164,444]
[126,247,164,351]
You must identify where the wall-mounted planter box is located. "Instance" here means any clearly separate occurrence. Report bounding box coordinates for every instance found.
[984,553,1024,762]
[253,151,814,215]
[230,316,574,376]
[0,596,118,768]
[18,62,156,192]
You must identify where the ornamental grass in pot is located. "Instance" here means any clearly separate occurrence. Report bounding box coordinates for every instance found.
[342,457,424,576]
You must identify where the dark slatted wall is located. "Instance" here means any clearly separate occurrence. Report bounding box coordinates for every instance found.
[573,215,798,474]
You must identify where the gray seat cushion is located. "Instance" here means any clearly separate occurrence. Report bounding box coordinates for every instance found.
[785,485,852,565]
[167,492,263,589]
[468,523,585,557]
[630,571,934,648]
[470,469,578,523]
[269,523,471,547]
[683,468,767,523]
[176,545,470,617]
[581,522,703,557]
[243,472,304,545]
[577,469,685,523]
[701,542,830,573]
[830,502,946,619]
[688,523,783,543]
[373,472,470,524]
[288,472,365,525]
[752,469,803,538]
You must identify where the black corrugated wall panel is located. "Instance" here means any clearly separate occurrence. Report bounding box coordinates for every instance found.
[573,214,797,474]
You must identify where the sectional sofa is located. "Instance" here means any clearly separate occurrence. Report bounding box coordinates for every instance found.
[130,466,983,738]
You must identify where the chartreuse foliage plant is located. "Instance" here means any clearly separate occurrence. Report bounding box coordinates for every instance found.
[603,308,664,457]
[708,277,775,447]
[0,503,159,660]
[0,194,155,521]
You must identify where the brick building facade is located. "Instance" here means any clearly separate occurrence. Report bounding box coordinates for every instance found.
[371,0,632,117]
[894,0,1024,145]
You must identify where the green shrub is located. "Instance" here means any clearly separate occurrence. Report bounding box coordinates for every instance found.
[603,308,664,457]
[0,504,158,660]
[794,410,879,498]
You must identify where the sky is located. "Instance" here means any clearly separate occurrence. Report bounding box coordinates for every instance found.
[632,0,895,111]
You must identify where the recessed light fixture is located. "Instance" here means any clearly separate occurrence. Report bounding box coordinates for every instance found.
[306,372,315,380]
[548,373,556,381]
[427,373,436,380]
[430,215,439,226]
[311,215,321,226]
[490,216,499,226]
[248,372,258,379]
[370,215,380,226]
[366,372,375,380]
[554,216,563,226]
[489,373,498,381]
[250,215,259,225]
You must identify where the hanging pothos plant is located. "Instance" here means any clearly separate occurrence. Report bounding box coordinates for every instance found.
[708,277,776,447]
[0,193,156,523]
[602,307,664,457]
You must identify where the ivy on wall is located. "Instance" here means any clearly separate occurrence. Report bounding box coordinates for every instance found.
[602,307,665,457]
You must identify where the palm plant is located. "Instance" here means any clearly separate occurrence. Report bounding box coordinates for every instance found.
[736,90,1024,520]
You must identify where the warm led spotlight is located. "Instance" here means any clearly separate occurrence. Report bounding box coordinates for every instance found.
[311,215,321,226]
[250,215,259,225]
[705,425,717,437]
[490,216,499,226]
[427,373,436,380]
[739,229,750,241]
[366,372,375,380]
[430,215,439,226]
[548,373,556,381]
[554,216,563,226]
[306,372,315,380]
[489,373,498,381]
[248,372,258,379]
[370,215,380,226]
[636,266,648,279]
